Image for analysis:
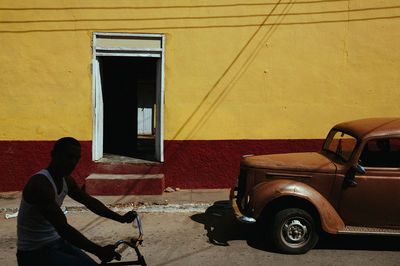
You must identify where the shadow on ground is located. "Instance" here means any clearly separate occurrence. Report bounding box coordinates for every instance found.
[190,200,273,252]
[191,201,400,253]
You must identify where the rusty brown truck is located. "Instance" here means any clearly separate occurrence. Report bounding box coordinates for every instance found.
[230,118,400,254]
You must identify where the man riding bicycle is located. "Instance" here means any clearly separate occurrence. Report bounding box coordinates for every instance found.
[17,137,136,265]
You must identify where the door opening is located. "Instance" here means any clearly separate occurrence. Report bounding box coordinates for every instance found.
[100,56,157,161]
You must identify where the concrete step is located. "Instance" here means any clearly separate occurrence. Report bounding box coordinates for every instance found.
[91,162,163,175]
[85,174,165,195]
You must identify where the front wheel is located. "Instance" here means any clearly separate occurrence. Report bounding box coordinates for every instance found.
[270,208,319,254]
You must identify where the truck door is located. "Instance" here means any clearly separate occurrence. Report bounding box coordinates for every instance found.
[339,138,400,227]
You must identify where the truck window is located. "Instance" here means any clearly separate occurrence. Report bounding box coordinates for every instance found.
[359,138,400,168]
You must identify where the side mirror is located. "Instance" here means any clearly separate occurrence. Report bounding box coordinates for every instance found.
[343,163,365,189]
[353,164,366,175]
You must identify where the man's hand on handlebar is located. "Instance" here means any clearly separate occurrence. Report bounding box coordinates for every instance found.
[119,211,137,223]
[97,244,121,263]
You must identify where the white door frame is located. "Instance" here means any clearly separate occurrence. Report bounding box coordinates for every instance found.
[91,32,165,162]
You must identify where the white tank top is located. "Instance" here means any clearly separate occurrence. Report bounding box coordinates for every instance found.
[17,169,68,251]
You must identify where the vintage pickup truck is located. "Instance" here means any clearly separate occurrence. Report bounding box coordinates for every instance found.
[230,118,400,254]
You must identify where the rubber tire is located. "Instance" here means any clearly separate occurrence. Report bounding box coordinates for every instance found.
[270,208,319,254]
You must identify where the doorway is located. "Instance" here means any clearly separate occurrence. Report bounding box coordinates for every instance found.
[92,32,164,162]
[100,57,157,160]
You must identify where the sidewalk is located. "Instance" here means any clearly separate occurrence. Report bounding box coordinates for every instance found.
[0,189,231,214]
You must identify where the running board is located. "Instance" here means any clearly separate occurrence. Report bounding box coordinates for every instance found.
[338,226,400,236]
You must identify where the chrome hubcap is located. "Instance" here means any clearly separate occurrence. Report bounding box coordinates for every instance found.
[281,217,311,247]
[285,220,307,241]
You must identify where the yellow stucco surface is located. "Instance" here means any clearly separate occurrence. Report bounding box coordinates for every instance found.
[0,0,399,140]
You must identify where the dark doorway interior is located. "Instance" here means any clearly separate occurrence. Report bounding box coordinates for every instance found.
[99,56,157,161]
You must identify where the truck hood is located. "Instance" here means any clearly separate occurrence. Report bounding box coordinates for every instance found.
[242,152,336,173]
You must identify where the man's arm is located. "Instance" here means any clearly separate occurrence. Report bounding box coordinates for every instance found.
[65,175,135,223]
[23,174,120,262]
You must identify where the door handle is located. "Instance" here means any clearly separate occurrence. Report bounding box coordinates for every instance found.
[343,178,357,188]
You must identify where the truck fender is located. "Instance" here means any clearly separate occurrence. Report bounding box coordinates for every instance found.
[248,179,344,234]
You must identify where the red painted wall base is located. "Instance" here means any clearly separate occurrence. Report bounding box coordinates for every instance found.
[0,139,324,192]
[163,139,324,189]
[0,141,94,191]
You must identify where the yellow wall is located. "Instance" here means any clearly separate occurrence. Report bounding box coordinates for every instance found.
[0,0,399,140]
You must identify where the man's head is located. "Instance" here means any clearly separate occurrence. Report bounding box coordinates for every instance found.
[50,137,81,177]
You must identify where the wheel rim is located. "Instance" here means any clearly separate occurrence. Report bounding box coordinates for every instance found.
[280,216,312,248]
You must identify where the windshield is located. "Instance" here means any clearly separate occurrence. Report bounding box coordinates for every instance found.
[323,130,358,161]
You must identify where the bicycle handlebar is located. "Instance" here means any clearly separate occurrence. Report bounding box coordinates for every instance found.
[113,214,143,249]
[102,213,146,265]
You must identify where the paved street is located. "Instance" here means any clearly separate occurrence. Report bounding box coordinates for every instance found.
[1,200,399,266]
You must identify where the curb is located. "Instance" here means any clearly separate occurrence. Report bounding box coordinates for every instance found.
[2,203,216,220]
[0,189,231,217]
